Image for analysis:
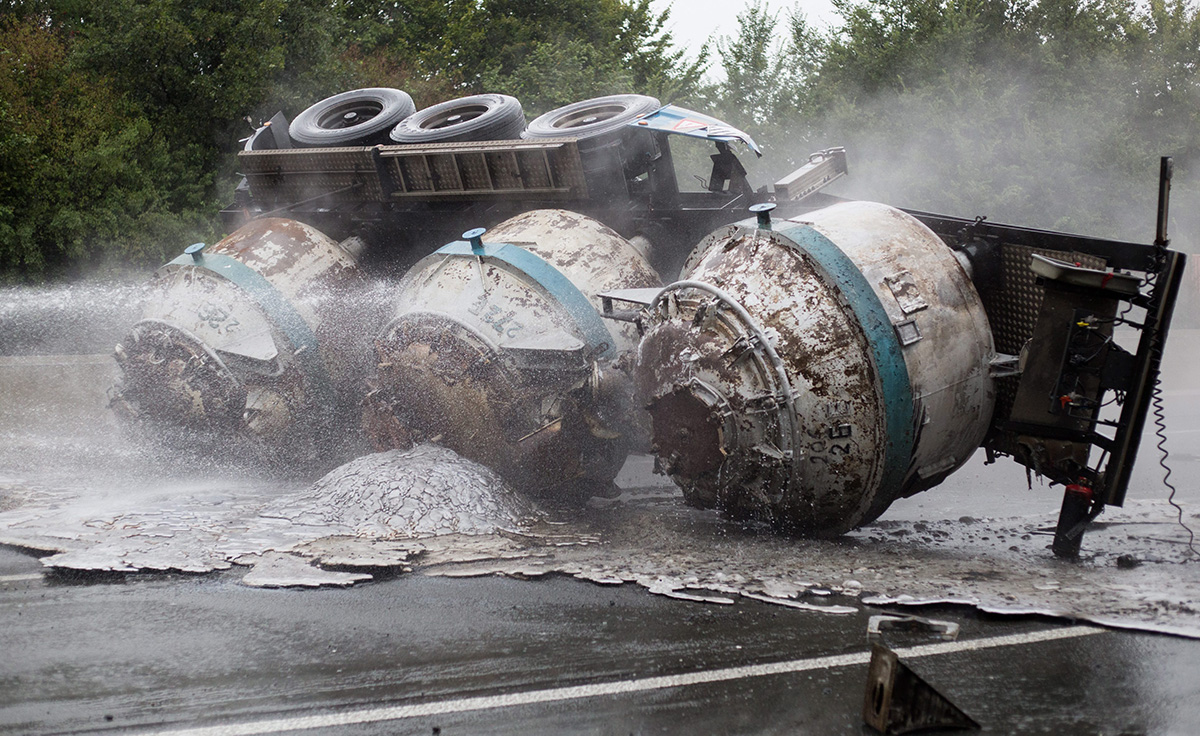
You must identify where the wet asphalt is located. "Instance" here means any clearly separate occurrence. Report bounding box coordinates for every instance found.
[2,542,1200,736]
[1,315,1198,733]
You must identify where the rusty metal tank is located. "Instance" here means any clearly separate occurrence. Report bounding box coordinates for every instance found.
[110,218,379,467]
[364,209,661,496]
[633,201,996,534]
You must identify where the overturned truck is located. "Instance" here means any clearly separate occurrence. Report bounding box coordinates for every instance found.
[112,89,1186,556]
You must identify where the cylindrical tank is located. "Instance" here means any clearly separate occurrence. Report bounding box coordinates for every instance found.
[633,201,996,534]
[363,209,661,496]
[110,218,379,467]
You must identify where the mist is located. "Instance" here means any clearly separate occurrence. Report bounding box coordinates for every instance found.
[710,0,1198,249]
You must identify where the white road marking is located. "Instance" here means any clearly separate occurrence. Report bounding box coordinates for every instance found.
[0,573,42,583]
[145,625,1103,736]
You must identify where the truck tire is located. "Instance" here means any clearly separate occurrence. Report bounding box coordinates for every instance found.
[522,94,661,142]
[290,88,416,147]
[388,94,525,144]
[243,125,274,151]
[524,95,661,183]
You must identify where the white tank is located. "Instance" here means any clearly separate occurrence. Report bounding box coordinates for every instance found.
[111,218,378,467]
[633,201,995,533]
[364,209,661,496]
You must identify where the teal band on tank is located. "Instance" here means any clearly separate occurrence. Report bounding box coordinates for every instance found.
[774,223,916,496]
[437,240,614,358]
[168,250,335,420]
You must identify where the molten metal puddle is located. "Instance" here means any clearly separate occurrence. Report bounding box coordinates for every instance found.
[0,448,1198,637]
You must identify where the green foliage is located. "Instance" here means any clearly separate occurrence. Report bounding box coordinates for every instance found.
[0,0,353,280]
[479,39,634,114]
[2,0,1199,281]
[714,2,784,122]
[58,0,351,170]
[340,0,703,112]
[0,15,215,281]
[337,0,468,105]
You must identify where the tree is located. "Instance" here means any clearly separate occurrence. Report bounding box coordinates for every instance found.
[342,0,705,113]
[702,0,1196,241]
[0,14,213,280]
[0,0,358,279]
[715,1,785,124]
[703,3,828,175]
[54,0,351,178]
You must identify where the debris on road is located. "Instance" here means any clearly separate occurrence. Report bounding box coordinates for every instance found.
[863,644,980,734]
[868,614,960,642]
[0,457,1197,637]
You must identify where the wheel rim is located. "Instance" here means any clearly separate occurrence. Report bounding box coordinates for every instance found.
[315,100,385,130]
[551,104,628,129]
[419,104,490,130]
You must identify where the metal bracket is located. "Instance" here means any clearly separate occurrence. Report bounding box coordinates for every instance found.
[894,319,922,346]
[773,147,848,201]
[988,353,1021,378]
[599,287,664,324]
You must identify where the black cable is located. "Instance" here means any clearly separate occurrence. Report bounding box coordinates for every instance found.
[1139,205,1199,559]
[1151,365,1197,558]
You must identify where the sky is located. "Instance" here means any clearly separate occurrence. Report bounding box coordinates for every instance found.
[650,0,839,71]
